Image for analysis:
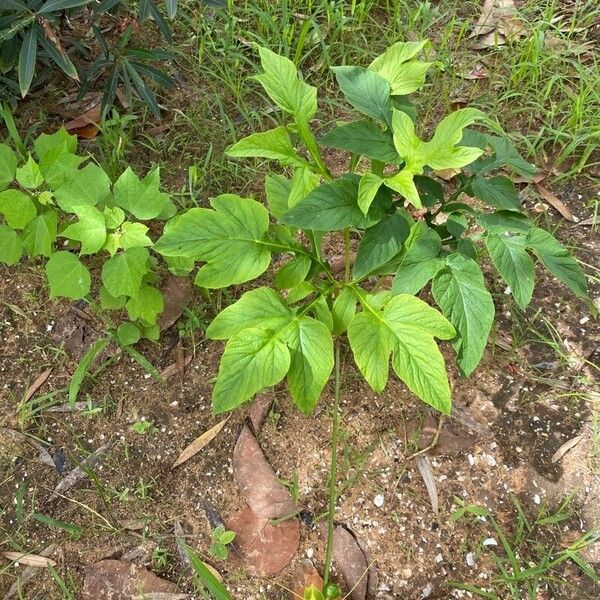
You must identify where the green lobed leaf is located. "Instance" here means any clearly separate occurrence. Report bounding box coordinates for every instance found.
[126,285,164,324]
[358,173,384,215]
[526,227,588,298]
[60,204,106,255]
[155,195,272,289]
[101,246,149,298]
[16,154,43,189]
[281,175,382,231]
[0,144,18,190]
[348,293,455,412]
[432,253,495,376]
[275,254,312,290]
[353,212,411,279]
[385,169,421,208]
[475,210,533,234]
[39,150,86,190]
[288,167,320,208]
[0,189,37,228]
[471,175,521,211]
[0,224,24,265]
[104,206,125,229]
[45,251,91,300]
[226,127,307,167]
[332,66,392,125]
[53,163,110,212]
[113,167,174,220]
[320,120,399,163]
[33,128,77,161]
[473,135,536,178]
[485,233,534,310]
[22,210,57,257]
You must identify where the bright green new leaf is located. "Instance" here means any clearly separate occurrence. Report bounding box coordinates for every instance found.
[265,174,292,218]
[332,287,357,335]
[288,167,320,208]
[391,108,422,170]
[0,189,37,228]
[45,251,91,299]
[0,224,23,265]
[22,210,57,257]
[432,254,495,376]
[113,167,174,220]
[348,294,455,412]
[39,149,86,190]
[254,46,317,122]
[53,163,111,212]
[212,327,291,414]
[353,213,410,278]
[116,322,141,347]
[320,120,399,163]
[526,227,588,298]
[285,316,334,414]
[227,127,307,167]
[392,222,444,295]
[16,154,43,189]
[104,206,125,229]
[0,144,17,190]
[60,205,106,255]
[332,66,392,125]
[101,247,149,298]
[126,285,164,324]
[275,254,312,289]
[369,40,432,95]
[281,175,382,231]
[358,173,384,215]
[486,233,534,309]
[385,169,421,208]
[471,175,521,211]
[120,221,153,248]
[34,128,77,161]
[155,195,271,288]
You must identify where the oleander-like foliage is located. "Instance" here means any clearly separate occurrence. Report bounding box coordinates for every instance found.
[156,41,588,416]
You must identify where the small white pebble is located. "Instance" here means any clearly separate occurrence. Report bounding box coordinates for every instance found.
[534,494,541,505]
[466,552,476,567]
[579,316,590,325]
[483,538,497,546]
[374,494,384,508]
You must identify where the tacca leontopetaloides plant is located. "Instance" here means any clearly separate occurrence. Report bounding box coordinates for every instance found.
[153,41,588,588]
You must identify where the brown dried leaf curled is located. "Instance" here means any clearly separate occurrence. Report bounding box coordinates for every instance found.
[332,526,371,600]
[233,425,297,519]
[172,418,229,468]
[227,505,299,577]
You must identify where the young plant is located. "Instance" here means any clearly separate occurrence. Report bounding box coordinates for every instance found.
[208,525,236,560]
[0,127,175,341]
[153,41,589,585]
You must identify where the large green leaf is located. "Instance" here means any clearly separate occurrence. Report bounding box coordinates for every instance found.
[332,66,392,126]
[227,127,307,167]
[432,254,495,376]
[348,293,455,412]
[0,189,36,228]
[45,251,91,300]
[369,40,432,95]
[254,47,317,122]
[281,175,382,231]
[113,167,174,220]
[385,169,421,208]
[265,174,291,218]
[16,154,43,189]
[212,327,291,414]
[155,195,272,288]
[0,224,23,265]
[53,163,110,212]
[392,221,445,295]
[473,135,536,178]
[485,233,534,310]
[526,228,587,298]
[471,175,521,211]
[18,27,37,97]
[275,254,311,290]
[353,212,410,278]
[33,128,77,161]
[475,210,533,234]
[126,285,164,324]
[320,120,399,163]
[60,204,106,255]
[22,210,57,257]
[39,149,86,189]
[101,247,149,298]
[0,144,18,190]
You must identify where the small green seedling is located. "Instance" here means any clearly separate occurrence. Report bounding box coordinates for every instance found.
[131,420,153,435]
[209,525,236,560]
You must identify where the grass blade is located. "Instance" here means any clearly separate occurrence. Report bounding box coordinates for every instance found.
[185,545,232,600]
[69,337,110,406]
[18,27,37,98]
[122,345,164,382]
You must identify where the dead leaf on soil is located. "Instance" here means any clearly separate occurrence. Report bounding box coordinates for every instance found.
[535,184,575,221]
[574,214,599,227]
[82,560,177,599]
[551,435,584,463]
[3,551,56,567]
[158,276,193,331]
[291,562,324,597]
[25,369,52,401]
[0,427,54,468]
[331,526,374,600]
[4,545,56,599]
[405,416,478,454]
[470,0,525,48]
[435,168,461,180]
[233,425,298,519]
[172,417,229,468]
[65,104,102,139]
[159,354,193,381]
[249,393,273,433]
[416,455,439,514]
[227,505,300,576]
[173,520,192,575]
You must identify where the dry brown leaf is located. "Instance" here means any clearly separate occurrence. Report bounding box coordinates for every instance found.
[435,168,461,180]
[551,435,584,463]
[3,552,57,567]
[158,276,193,331]
[416,455,439,514]
[249,393,273,433]
[4,545,56,599]
[332,526,371,600]
[291,562,324,597]
[535,184,575,221]
[65,104,101,139]
[233,425,298,519]
[0,427,54,468]
[160,354,193,380]
[25,369,52,401]
[82,560,177,599]
[172,418,229,468]
[405,416,478,454]
[574,215,599,227]
[470,0,524,47]
[227,505,299,576]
